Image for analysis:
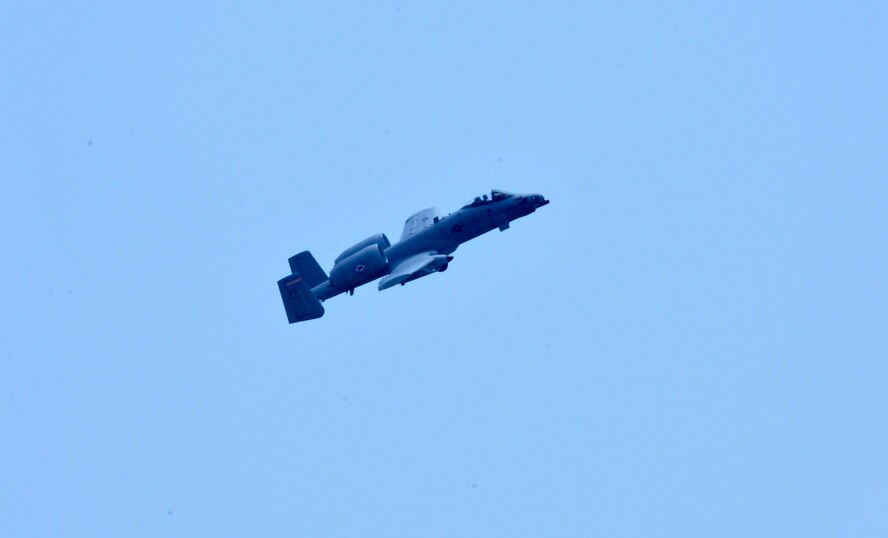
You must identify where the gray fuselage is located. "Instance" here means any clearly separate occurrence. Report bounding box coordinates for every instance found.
[312,192,548,300]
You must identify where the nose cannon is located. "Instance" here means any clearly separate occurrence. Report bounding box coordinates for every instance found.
[524,193,550,209]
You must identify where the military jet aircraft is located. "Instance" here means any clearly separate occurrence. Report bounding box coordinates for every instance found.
[277,189,549,323]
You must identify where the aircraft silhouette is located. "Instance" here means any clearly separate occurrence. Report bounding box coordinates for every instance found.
[278,189,549,323]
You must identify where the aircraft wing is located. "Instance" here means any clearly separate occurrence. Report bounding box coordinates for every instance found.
[400,207,440,241]
[378,251,449,291]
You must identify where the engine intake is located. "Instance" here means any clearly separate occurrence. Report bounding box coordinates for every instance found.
[335,233,391,265]
[330,244,388,290]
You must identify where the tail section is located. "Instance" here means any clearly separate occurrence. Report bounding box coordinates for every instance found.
[278,273,325,323]
[288,251,328,288]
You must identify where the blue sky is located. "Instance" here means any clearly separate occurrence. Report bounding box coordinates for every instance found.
[2,2,887,536]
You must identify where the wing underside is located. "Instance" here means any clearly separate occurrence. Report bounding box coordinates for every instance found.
[378,251,450,290]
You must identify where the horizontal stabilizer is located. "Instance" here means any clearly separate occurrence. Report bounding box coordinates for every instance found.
[278,274,325,323]
[288,251,328,288]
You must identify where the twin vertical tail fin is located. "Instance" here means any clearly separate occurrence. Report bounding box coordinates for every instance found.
[288,251,328,288]
[279,251,327,323]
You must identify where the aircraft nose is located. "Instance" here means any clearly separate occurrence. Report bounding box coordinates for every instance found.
[528,194,549,208]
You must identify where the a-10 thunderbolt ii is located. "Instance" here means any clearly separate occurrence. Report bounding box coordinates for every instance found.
[277,189,549,323]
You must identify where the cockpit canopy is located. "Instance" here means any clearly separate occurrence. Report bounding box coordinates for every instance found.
[463,189,514,208]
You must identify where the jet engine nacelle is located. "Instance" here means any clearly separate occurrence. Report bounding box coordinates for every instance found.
[330,244,388,290]
[334,233,391,265]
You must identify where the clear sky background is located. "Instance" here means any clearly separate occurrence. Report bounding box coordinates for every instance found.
[2,2,887,537]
